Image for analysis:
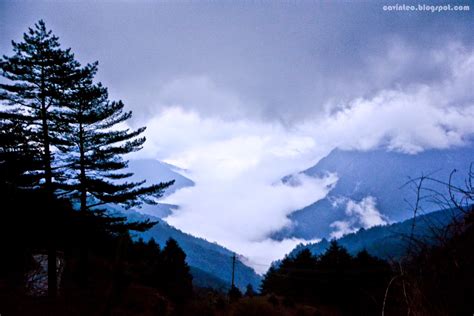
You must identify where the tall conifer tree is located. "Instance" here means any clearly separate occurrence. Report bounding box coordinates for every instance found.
[60,61,173,214]
[1,19,173,296]
[0,20,80,297]
[58,60,173,285]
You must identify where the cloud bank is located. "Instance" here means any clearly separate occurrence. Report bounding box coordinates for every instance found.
[132,44,474,270]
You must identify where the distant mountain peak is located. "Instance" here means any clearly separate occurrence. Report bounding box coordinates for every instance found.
[126,159,194,218]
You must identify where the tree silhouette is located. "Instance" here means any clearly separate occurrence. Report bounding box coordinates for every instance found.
[245,283,256,297]
[59,62,173,212]
[0,19,174,297]
[261,241,392,314]
[53,59,173,285]
[0,20,81,297]
[0,117,42,191]
[159,238,193,302]
[318,240,352,267]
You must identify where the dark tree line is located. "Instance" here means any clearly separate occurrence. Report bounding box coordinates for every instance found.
[259,167,474,316]
[0,20,187,302]
[128,238,193,302]
[261,241,392,315]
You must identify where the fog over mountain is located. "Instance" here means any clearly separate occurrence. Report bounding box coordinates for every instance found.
[2,1,473,269]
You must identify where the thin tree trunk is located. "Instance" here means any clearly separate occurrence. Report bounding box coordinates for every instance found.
[42,104,57,298]
[79,119,87,213]
[79,119,89,287]
[40,66,57,298]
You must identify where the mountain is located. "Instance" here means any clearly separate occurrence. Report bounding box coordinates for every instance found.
[274,146,474,240]
[126,159,194,218]
[127,159,194,195]
[121,160,261,290]
[189,266,230,291]
[123,209,262,292]
[288,207,463,260]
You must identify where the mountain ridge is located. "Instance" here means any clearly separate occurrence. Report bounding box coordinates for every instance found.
[273,146,474,240]
[126,159,194,218]
[122,209,262,291]
[287,206,463,261]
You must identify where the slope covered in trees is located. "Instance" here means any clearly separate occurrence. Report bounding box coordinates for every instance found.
[280,166,474,315]
[124,209,262,291]
[288,206,463,260]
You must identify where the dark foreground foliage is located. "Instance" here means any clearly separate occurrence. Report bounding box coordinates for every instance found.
[0,19,190,315]
[0,192,193,315]
[386,207,474,315]
[261,241,392,315]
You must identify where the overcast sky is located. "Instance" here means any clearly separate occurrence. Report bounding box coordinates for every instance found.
[2,0,473,271]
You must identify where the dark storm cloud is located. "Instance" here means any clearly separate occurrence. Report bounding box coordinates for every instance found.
[1,0,472,124]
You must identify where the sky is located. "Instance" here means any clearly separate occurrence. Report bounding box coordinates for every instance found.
[1,0,473,272]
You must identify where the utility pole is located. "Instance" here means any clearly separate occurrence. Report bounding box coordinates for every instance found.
[231,253,236,288]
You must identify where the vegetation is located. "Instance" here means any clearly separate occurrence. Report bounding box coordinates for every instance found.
[289,206,463,261]
[261,242,392,315]
[380,168,474,315]
[0,19,185,307]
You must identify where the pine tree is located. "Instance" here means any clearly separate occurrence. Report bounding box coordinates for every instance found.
[56,61,172,286]
[319,240,352,267]
[60,61,173,213]
[0,20,81,297]
[161,238,193,302]
[0,116,42,191]
[245,283,256,297]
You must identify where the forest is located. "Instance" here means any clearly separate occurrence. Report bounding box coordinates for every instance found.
[1,21,473,316]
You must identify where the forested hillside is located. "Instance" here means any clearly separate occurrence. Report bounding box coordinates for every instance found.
[124,209,262,291]
[288,207,463,260]
[275,147,474,239]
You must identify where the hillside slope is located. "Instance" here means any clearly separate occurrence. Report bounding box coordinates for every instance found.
[126,159,194,218]
[120,160,262,290]
[275,146,473,240]
[123,209,262,291]
[288,207,463,260]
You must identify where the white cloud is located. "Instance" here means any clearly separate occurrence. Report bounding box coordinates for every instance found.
[329,220,358,239]
[163,172,336,263]
[313,87,474,154]
[132,107,337,270]
[330,196,388,239]
[347,196,388,227]
[311,44,474,154]
[131,45,474,271]
[236,238,321,274]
